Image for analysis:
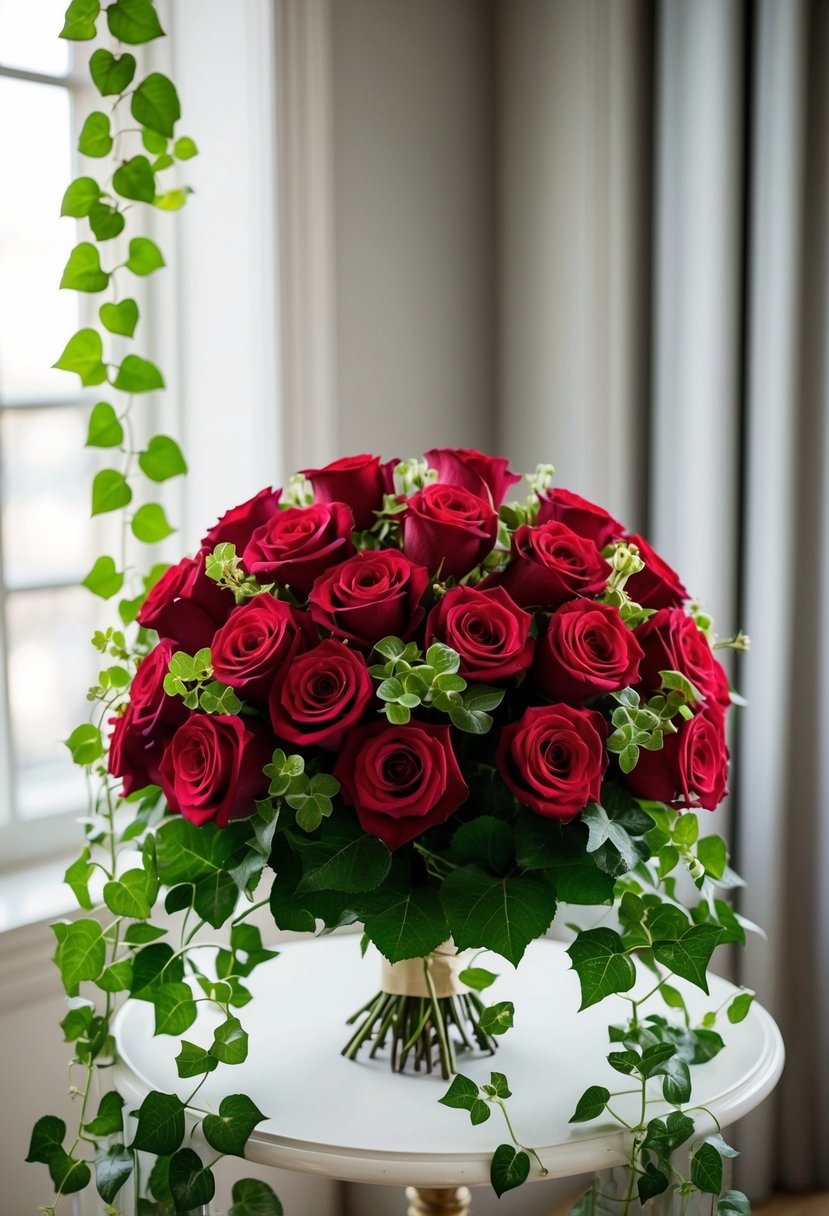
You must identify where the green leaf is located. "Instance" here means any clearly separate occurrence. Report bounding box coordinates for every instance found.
[132,72,181,136]
[130,943,184,1000]
[79,111,112,157]
[156,816,241,884]
[718,1191,752,1215]
[642,1111,695,1158]
[639,1042,678,1078]
[566,927,636,1010]
[478,1001,514,1036]
[61,241,109,293]
[103,867,153,918]
[89,202,125,241]
[60,0,100,39]
[727,991,755,1024]
[153,982,197,1035]
[582,801,645,873]
[448,703,494,735]
[143,127,168,154]
[296,819,391,894]
[697,834,728,880]
[49,1151,92,1194]
[54,328,107,385]
[138,434,188,482]
[661,1056,692,1104]
[132,1091,185,1155]
[113,353,165,393]
[230,1178,284,1216]
[570,1086,610,1123]
[65,722,104,765]
[168,1147,215,1212]
[193,869,240,928]
[438,1073,479,1111]
[89,48,136,94]
[487,1071,512,1099]
[113,155,156,203]
[212,1015,249,1065]
[674,811,699,847]
[203,1094,266,1158]
[452,816,514,874]
[26,1114,66,1163]
[53,918,106,991]
[652,924,723,993]
[107,0,165,43]
[84,1091,125,1137]
[458,966,497,992]
[124,922,167,945]
[174,136,199,160]
[132,503,175,543]
[490,1144,531,1197]
[362,876,449,964]
[64,848,95,909]
[126,236,165,275]
[100,298,139,338]
[86,401,123,447]
[96,1144,134,1203]
[440,869,556,966]
[637,1163,669,1205]
[692,1143,724,1194]
[61,177,100,217]
[176,1041,218,1079]
[92,468,132,515]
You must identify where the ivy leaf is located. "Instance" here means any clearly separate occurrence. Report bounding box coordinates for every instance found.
[637,1163,669,1205]
[438,1073,479,1112]
[83,557,125,599]
[53,919,106,992]
[95,1144,134,1203]
[202,1094,267,1158]
[60,0,100,40]
[132,72,181,136]
[642,1111,695,1158]
[113,354,165,393]
[194,869,240,927]
[478,1001,514,1036]
[175,1041,218,1079]
[126,236,165,276]
[229,1178,284,1216]
[64,848,95,910]
[103,867,153,918]
[54,328,107,385]
[661,1056,692,1104]
[211,1016,249,1065]
[61,177,100,217]
[718,1192,752,1215]
[153,982,197,1035]
[168,1148,216,1212]
[156,816,240,884]
[451,816,514,874]
[49,1151,92,1194]
[139,435,187,481]
[131,1091,185,1155]
[652,924,723,993]
[570,1086,610,1123]
[440,869,556,966]
[65,723,104,765]
[84,1091,125,1137]
[107,0,165,43]
[566,927,636,1010]
[92,468,132,515]
[727,992,755,1024]
[98,958,134,995]
[132,503,175,543]
[362,875,449,963]
[130,943,184,1000]
[78,111,112,157]
[457,966,497,992]
[89,202,125,241]
[89,48,136,94]
[61,242,109,292]
[490,1144,531,1197]
[296,819,391,894]
[691,1143,724,1194]
[86,401,123,447]
[113,155,156,203]
[582,801,644,872]
[174,136,198,160]
[100,299,139,338]
[26,1115,66,1164]
[697,834,727,879]
[124,922,167,945]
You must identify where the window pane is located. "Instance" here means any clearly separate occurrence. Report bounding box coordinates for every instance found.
[0,77,79,402]
[0,0,71,77]
[7,585,108,821]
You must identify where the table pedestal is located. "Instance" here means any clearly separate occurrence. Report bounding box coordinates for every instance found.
[406,1186,472,1215]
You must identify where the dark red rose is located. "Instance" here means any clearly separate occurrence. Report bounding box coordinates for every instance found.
[425,447,521,507]
[211,594,317,702]
[494,521,609,609]
[202,487,282,552]
[309,550,428,649]
[243,502,355,596]
[635,608,730,709]
[425,585,534,680]
[301,454,396,531]
[270,639,374,750]
[496,704,607,820]
[137,551,232,652]
[622,706,729,810]
[333,720,468,849]
[537,599,643,703]
[624,534,688,609]
[402,484,498,580]
[159,714,273,828]
[108,641,188,795]
[536,488,625,550]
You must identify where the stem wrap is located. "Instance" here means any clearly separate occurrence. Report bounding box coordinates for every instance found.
[380,941,473,999]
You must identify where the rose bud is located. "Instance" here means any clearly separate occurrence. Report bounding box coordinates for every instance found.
[402,483,498,580]
[635,608,730,708]
[201,487,282,552]
[622,705,729,810]
[159,714,273,828]
[496,704,607,821]
[270,639,374,750]
[309,550,429,649]
[494,520,609,609]
[301,454,397,531]
[537,599,643,703]
[536,487,625,550]
[138,550,232,652]
[624,533,688,609]
[424,447,521,507]
[243,502,355,596]
[211,594,317,703]
[334,720,468,850]
[108,641,188,795]
[425,585,534,680]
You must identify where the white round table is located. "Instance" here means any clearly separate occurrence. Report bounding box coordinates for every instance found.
[114,935,783,1212]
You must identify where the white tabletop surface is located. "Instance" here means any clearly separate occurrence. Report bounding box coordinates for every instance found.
[113,934,784,1188]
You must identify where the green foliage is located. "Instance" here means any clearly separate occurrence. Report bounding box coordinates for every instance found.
[90,47,136,94]
[126,236,165,275]
[168,1147,215,1213]
[478,1001,514,1036]
[490,1145,531,1197]
[100,298,139,337]
[370,637,504,731]
[363,873,449,963]
[61,177,100,217]
[86,401,123,447]
[132,502,175,543]
[95,1145,134,1203]
[566,928,636,1010]
[569,1086,610,1123]
[113,353,165,392]
[107,0,165,44]
[54,328,107,385]
[78,111,112,157]
[60,0,99,40]
[229,1179,284,1216]
[132,72,181,136]
[113,155,156,202]
[139,435,187,481]
[91,468,132,515]
[202,1094,266,1157]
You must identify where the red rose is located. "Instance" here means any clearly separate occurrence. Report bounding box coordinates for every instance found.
[301,453,396,531]
[495,521,608,609]
[309,550,428,649]
[425,447,521,507]
[635,608,730,709]
[108,641,188,795]
[137,551,232,652]
[624,534,688,609]
[243,502,355,596]
[622,706,729,810]
[537,599,643,703]
[536,488,625,550]
[333,720,468,849]
[270,639,374,750]
[496,704,607,820]
[402,484,498,580]
[202,487,282,552]
[159,714,273,827]
[425,585,534,680]
[211,594,317,702]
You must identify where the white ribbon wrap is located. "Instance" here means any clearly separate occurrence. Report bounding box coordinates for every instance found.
[379,941,474,999]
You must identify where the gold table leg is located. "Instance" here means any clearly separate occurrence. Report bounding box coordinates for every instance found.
[405,1186,472,1216]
